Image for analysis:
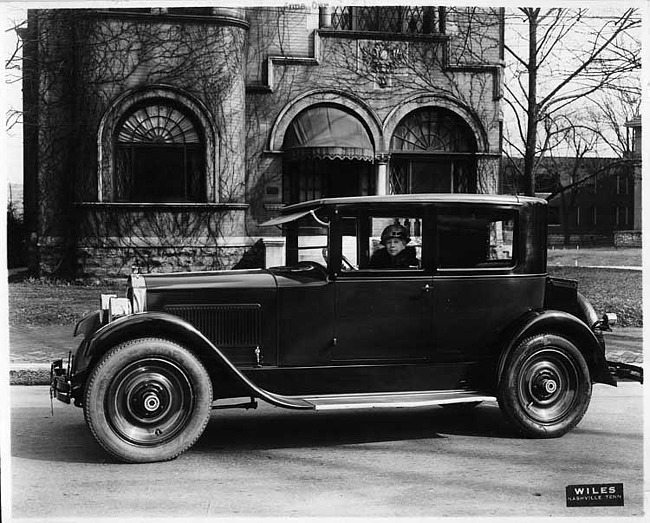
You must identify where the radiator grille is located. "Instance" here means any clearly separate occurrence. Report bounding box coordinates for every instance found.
[163,304,262,348]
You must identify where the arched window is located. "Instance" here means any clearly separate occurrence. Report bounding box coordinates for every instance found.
[282,105,375,203]
[114,101,206,202]
[389,108,476,194]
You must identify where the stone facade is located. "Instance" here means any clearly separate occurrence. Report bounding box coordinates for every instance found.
[23,6,504,277]
[614,230,642,248]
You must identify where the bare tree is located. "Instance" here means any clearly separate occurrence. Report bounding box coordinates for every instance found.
[5,17,26,131]
[503,7,641,196]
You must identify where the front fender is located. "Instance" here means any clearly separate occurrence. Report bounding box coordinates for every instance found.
[77,311,312,410]
[496,309,616,387]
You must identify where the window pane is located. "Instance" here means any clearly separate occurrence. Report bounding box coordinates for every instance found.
[437,210,515,269]
[338,215,423,272]
[410,160,451,193]
[367,216,422,270]
[341,217,359,271]
[331,6,444,34]
[288,213,329,266]
[114,102,205,202]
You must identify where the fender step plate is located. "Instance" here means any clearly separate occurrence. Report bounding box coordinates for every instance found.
[295,390,495,411]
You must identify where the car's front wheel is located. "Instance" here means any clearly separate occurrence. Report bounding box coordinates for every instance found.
[84,338,212,463]
[498,333,591,438]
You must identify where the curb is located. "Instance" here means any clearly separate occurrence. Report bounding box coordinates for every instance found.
[10,351,642,386]
[549,264,642,271]
[10,363,52,386]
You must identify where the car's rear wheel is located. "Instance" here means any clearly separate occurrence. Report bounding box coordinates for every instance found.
[498,333,591,438]
[84,338,212,463]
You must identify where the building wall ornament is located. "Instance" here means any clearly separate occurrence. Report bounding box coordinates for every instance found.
[375,153,392,164]
[359,41,407,88]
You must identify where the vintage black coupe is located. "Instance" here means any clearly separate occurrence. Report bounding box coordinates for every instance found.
[51,194,640,463]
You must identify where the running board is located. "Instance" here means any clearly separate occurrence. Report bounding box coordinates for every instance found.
[290,390,495,411]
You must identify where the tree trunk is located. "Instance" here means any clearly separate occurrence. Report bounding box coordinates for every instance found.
[522,9,539,197]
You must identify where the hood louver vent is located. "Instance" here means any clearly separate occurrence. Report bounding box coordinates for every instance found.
[163,304,262,348]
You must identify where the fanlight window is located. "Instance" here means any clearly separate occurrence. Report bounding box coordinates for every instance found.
[390,108,474,153]
[389,108,476,195]
[114,103,205,202]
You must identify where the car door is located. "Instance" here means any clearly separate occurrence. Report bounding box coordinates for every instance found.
[331,211,434,362]
[432,205,542,362]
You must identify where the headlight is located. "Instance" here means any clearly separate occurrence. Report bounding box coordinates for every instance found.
[100,294,132,322]
[602,312,617,329]
[128,273,147,313]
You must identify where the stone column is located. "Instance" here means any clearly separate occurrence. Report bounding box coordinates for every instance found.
[212,9,249,203]
[633,165,642,230]
[319,7,332,28]
[375,154,391,195]
[263,238,286,268]
[32,10,77,276]
[476,156,499,194]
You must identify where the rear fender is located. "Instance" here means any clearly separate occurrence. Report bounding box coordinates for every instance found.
[496,309,616,387]
[79,312,312,409]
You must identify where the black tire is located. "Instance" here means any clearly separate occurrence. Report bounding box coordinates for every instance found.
[84,338,212,463]
[498,333,591,438]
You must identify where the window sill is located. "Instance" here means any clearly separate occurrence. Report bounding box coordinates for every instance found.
[76,202,249,210]
[318,28,448,43]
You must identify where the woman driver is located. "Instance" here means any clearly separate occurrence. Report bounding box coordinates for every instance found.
[369,224,419,269]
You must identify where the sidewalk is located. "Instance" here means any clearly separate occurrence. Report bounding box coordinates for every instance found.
[7,323,643,385]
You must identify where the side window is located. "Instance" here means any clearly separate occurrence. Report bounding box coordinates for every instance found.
[287,212,329,266]
[437,210,515,269]
[339,214,423,272]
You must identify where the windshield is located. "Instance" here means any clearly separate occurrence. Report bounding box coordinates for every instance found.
[286,210,329,266]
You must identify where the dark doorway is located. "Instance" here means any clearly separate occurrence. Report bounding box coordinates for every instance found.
[283,159,374,204]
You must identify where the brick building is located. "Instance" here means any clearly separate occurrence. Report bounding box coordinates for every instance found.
[502,156,638,246]
[22,6,505,277]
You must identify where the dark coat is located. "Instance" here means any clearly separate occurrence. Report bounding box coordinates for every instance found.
[369,246,419,269]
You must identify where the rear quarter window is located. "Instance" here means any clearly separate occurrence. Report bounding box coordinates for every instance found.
[436,209,516,270]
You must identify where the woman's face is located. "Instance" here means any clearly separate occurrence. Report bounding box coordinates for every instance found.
[385,238,406,257]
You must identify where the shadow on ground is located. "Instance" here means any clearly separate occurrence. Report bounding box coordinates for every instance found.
[13,403,516,464]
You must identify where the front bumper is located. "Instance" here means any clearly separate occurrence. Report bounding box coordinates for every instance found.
[50,356,74,405]
[607,361,643,383]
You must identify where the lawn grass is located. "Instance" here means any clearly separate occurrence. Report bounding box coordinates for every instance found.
[547,247,641,267]
[8,278,126,327]
[547,267,642,327]
[8,262,642,328]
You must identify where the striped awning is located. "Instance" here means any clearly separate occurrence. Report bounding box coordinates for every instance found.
[283,106,374,162]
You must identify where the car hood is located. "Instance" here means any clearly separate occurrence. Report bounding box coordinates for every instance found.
[139,268,278,292]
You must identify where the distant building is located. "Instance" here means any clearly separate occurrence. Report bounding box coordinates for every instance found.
[624,114,642,241]
[502,156,637,246]
[7,183,23,218]
[22,6,505,277]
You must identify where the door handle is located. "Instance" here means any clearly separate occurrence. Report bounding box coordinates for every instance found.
[422,284,431,293]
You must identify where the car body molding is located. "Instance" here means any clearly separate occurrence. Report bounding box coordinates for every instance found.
[83,311,314,410]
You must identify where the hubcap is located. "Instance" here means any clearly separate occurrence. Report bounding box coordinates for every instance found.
[106,358,195,446]
[143,392,161,412]
[517,348,580,424]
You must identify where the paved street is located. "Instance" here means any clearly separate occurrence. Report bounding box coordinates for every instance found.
[9,383,643,520]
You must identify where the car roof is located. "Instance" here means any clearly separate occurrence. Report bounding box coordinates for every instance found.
[281,193,545,213]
